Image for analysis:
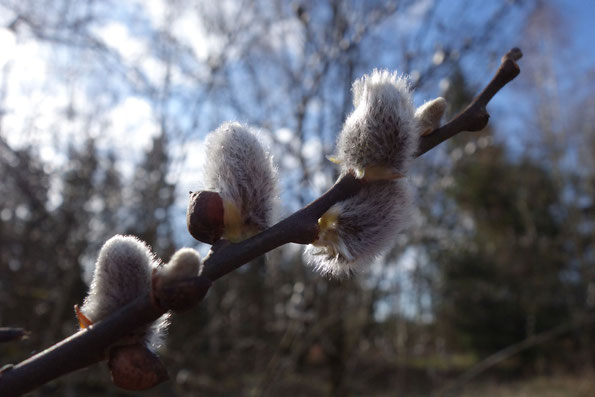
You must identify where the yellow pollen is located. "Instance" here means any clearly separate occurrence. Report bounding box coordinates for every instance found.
[313,209,340,247]
[223,200,243,242]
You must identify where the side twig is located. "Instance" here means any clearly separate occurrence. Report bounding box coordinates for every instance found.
[416,47,522,157]
[0,48,522,397]
[0,328,28,344]
[434,314,593,397]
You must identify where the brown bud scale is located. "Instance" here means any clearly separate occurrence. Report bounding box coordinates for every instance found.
[108,344,169,390]
[187,191,224,244]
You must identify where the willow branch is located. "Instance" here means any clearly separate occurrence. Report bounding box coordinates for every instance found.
[202,48,523,281]
[201,172,363,281]
[0,278,211,397]
[0,328,28,344]
[0,48,522,396]
[416,47,522,157]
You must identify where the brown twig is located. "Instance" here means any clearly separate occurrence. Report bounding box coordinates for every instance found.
[0,298,157,396]
[0,328,29,344]
[0,277,211,397]
[201,171,363,281]
[416,47,522,157]
[0,48,522,396]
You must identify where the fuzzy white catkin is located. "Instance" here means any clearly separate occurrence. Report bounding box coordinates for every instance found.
[306,181,413,278]
[335,69,418,177]
[203,122,278,238]
[80,235,168,348]
[306,70,419,277]
[158,248,202,283]
[415,97,447,136]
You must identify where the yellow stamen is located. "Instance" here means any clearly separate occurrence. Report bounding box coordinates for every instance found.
[326,155,341,164]
[222,200,262,242]
[318,210,339,231]
[313,208,340,247]
[223,200,244,242]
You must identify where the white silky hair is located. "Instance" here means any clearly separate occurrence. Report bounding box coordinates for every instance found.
[158,248,202,283]
[335,69,418,176]
[146,248,201,350]
[305,179,413,277]
[81,235,168,350]
[203,122,279,231]
[82,235,153,321]
[415,97,447,136]
[146,313,170,351]
[306,69,420,277]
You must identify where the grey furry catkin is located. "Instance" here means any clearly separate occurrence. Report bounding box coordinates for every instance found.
[156,247,202,284]
[79,235,168,349]
[415,97,447,136]
[306,69,445,277]
[203,122,278,242]
[306,180,413,278]
[333,69,418,180]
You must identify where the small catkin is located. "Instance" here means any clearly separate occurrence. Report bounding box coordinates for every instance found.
[158,248,202,284]
[81,235,153,322]
[203,122,278,241]
[306,70,420,277]
[415,97,447,136]
[79,235,167,348]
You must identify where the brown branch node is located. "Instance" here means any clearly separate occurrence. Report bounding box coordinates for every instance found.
[0,48,522,397]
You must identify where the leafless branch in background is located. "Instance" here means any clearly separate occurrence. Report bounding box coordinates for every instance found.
[0,328,28,344]
[0,48,522,397]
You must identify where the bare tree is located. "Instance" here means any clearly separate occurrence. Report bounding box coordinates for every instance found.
[0,48,522,396]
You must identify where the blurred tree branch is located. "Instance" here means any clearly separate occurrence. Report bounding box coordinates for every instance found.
[416,48,522,156]
[0,48,522,397]
[434,313,595,397]
[0,328,28,344]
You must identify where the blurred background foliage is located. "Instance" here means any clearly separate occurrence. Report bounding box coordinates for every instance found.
[1,0,594,396]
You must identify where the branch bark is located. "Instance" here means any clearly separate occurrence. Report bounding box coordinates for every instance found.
[0,48,522,396]
[0,328,28,344]
[416,47,522,157]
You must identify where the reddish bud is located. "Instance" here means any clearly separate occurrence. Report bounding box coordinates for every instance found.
[187,191,224,244]
[108,344,169,390]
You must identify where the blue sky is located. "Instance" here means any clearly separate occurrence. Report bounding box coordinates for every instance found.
[558,0,595,69]
[1,0,594,285]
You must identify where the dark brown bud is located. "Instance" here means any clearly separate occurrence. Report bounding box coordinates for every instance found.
[187,191,224,244]
[108,344,169,391]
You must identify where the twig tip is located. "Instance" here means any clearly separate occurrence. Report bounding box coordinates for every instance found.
[503,47,523,62]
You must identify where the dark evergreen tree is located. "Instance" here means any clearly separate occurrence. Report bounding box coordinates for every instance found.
[432,67,572,369]
[0,138,52,347]
[127,132,176,259]
[92,151,124,246]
